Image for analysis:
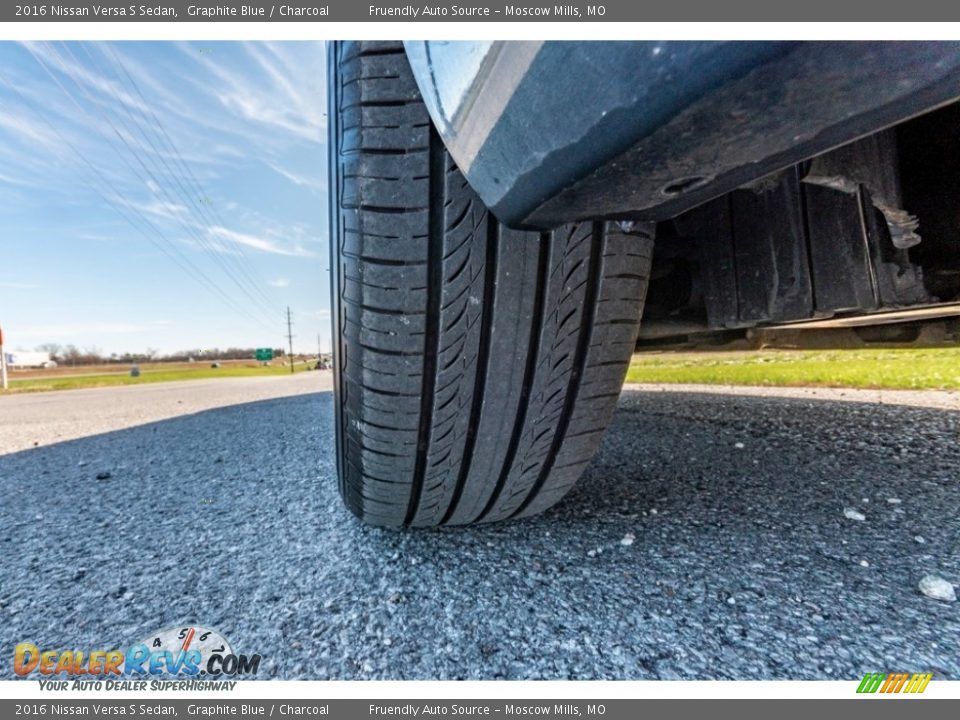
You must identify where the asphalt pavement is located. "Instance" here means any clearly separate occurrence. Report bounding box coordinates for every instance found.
[1,375,957,680]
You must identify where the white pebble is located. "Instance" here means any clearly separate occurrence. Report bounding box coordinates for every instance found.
[887,498,902,505]
[859,560,870,567]
[843,508,866,522]
[620,533,635,547]
[919,575,957,602]
[914,535,926,544]
[734,442,745,449]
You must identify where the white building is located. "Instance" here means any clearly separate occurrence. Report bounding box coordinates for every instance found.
[4,351,54,368]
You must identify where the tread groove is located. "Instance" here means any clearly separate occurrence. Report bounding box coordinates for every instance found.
[473,234,550,524]
[405,126,445,526]
[511,224,604,518]
[440,218,498,525]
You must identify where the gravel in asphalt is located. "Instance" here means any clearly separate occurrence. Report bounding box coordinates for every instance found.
[1,377,957,679]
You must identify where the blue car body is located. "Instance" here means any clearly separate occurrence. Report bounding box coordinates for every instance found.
[403,41,960,230]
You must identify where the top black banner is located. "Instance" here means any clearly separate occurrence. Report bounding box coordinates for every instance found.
[5,0,960,22]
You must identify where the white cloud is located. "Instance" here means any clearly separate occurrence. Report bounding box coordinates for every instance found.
[24,41,147,117]
[267,278,290,288]
[133,198,189,222]
[199,42,326,143]
[266,161,325,195]
[0,170,42,189]
[209,226,316,258]
[0,108,62,149]
[0,281,40,289]
[76,232,123,243]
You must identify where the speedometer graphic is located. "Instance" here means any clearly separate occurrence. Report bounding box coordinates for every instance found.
[137,625,233,674]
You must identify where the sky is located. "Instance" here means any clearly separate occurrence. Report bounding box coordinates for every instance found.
[0,41,330,356]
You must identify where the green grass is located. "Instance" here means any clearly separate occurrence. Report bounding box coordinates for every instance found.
[3,362,314,393]
[11,348,960,393]
[625,348,960,391]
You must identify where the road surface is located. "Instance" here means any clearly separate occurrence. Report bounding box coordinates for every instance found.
[1,375,957,679]
[0,372,330,454]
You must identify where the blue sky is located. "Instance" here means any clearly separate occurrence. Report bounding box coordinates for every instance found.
[0,41,330,356]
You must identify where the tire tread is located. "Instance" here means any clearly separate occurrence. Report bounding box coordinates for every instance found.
[331,41,652,527]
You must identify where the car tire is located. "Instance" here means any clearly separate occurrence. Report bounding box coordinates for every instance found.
[328,41,653,527]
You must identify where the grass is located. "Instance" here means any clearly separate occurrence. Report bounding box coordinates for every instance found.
[625,347,960,391]
[10,348,959,394]
[2,361,314,394]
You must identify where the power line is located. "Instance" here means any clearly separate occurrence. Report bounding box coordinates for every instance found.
[34,41,278,332]
[0,65,280,338]
[74,41,277,309]
[82,42,281,312]
[32,42,281,331]
[96,43,282,313]
[286,306,295,375]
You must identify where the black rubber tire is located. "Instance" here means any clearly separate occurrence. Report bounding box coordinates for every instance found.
[328,41,653,527]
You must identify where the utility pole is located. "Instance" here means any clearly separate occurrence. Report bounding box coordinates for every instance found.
[286,306,295,375]
[0,324,7,390]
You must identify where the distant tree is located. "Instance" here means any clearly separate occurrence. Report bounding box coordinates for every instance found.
[35,343,63,361]
[62,344,81,366]
[80,346,104,364]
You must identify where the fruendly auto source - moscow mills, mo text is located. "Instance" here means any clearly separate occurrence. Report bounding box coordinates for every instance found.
[367,5,604,17]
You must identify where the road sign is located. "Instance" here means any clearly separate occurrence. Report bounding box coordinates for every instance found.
[255,348,273,362]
